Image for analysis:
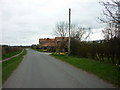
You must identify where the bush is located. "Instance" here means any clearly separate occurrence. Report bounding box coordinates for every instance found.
[70,38,120,65]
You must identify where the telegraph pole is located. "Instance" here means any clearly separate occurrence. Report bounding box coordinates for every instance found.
[68,8,71,55]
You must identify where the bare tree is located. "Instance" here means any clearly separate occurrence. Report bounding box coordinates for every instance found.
[53,21,69,37]
[102,23,118,40]
[71,25,91,41]
[53,21,91,52]
[53,21,69,52]
[98,0,120,38]
[53,21,91,40]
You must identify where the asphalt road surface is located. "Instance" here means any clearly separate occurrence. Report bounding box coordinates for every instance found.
[3,49,115,88]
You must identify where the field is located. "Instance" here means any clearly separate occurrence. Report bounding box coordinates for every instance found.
[2,46,22,60]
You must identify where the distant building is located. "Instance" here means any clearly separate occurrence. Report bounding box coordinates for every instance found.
[39,37,69,52]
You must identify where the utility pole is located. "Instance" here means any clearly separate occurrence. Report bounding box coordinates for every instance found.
[68,8,71,55]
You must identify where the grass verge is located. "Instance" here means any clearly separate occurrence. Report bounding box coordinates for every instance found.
[2,49,23,60]
[2,49,27,84]
[51,54,120,87]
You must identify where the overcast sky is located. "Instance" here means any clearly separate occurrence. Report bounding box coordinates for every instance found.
[1,0,106,46]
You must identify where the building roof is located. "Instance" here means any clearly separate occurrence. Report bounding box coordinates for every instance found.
[39,37,68,47]
[55,37,69,41]
[39,38,55,42]
[41,42,56,47]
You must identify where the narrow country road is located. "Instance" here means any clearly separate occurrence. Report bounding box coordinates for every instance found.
[3,49,115,88]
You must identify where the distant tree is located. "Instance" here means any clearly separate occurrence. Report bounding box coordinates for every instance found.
[53,21,91,53]
[71,25,91,41]
[53,21,91,40]
[53,21,69,37]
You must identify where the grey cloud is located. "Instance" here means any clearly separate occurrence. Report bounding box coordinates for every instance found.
[1,0,105,45]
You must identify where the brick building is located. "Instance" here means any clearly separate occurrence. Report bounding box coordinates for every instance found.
[39,37,69,52]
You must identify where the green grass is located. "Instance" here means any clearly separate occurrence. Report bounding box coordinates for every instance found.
[51,54,120,87]
[2,49,23,60]
[2,49,27,83]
